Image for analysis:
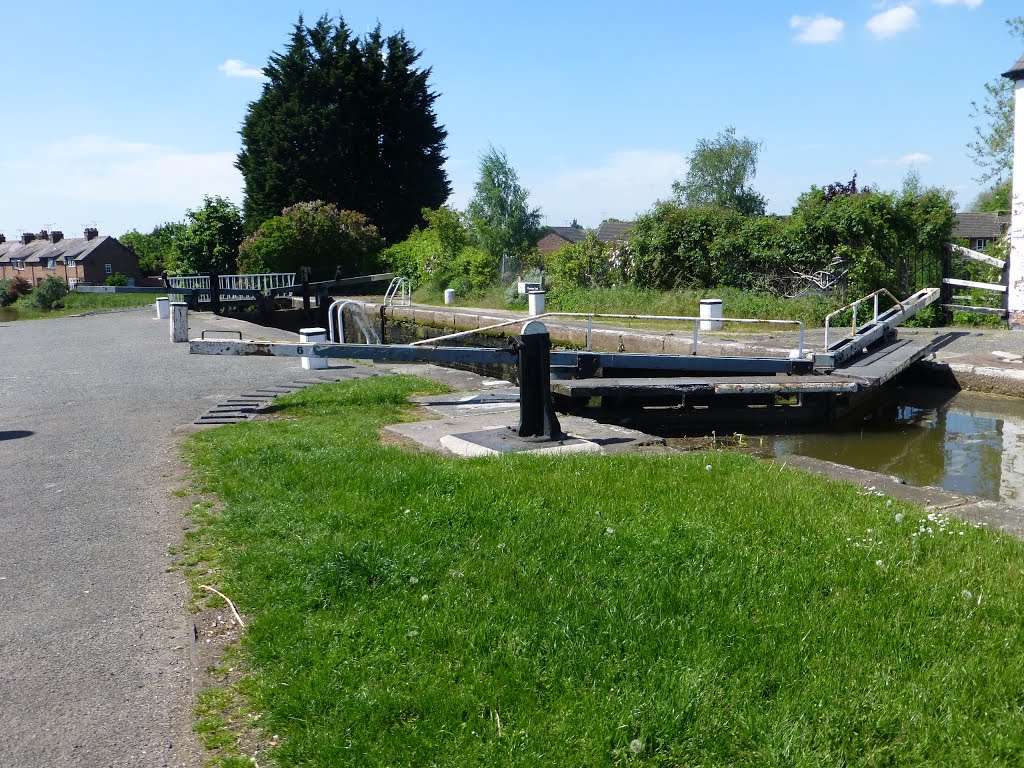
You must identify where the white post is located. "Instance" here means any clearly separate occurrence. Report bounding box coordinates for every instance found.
[444,288,456,305]
[699,298,723,331]
[299,327,328,370]
[527,290,546,316]
[1004,55,1024,329]
[155,296,169,320]
[170,301,188,343]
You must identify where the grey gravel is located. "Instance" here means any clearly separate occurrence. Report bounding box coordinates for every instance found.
[0,307,313,768]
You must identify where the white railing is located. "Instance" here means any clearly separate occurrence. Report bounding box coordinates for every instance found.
[327,300,381,344]
[409,312,806,358]
[823,289,903,351]
[384,276,411,306]
[167,273,297,300]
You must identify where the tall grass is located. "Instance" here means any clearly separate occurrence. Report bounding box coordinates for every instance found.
[185,376,1024,767]
[415,284,840,327]
[3,290,156,320]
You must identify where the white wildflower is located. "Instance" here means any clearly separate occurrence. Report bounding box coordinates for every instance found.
[961,589,973,602]
[705,464,713,471]
[630,739,644,754]
[894,513,904,523]
[409,576,419,585]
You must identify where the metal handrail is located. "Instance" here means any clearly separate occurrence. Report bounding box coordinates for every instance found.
[328,299,381,344]
[823,289,904,351]
[409,311,805,358]
[384,276,411,307]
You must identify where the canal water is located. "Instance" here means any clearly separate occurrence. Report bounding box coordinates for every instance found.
[760,388,1024,506]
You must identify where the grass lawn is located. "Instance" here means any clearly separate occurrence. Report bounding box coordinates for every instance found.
[2,291,156,320]
[183,375,1024,767]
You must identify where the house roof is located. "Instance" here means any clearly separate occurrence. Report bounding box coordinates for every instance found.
[595,220,636,242]
[1003,52,1024,81]
[0,234,112,265]
[544,226,588,244]
[953,212,1011,239]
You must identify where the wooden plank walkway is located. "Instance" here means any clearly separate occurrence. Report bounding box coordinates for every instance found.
[551,337,934,400]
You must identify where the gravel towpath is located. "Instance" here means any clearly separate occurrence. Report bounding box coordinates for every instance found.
[0,307,306,767]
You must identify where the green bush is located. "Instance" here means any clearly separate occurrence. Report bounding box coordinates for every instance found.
[32,275,69,309]
[238,201,383,279]
[104,272,129,286]
[0,275,32,306]
[545,233,614,288]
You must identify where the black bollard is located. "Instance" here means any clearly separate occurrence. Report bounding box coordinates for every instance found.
[208,271,221,315]
[509,330,563,440]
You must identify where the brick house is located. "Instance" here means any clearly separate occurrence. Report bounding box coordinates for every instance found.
[537,226,588,255]
[0,228,142,287]
[953,212,1011,252]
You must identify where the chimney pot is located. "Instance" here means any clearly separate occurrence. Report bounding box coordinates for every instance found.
[21,232,35,245]
[0,234,6,243]
[37,230,48,240]
[50,230,63,243]
[84,227,99,241]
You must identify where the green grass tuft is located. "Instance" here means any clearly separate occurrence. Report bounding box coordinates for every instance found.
[183,375,1024,766]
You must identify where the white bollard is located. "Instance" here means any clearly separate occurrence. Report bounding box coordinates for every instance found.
[527,290,546,316]
[699,299,723,331]
[170,302,188,342]
[299,327,328,370]
[444,288,456,305]
[155,297,170,320]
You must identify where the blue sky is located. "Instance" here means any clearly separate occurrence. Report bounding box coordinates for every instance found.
[0,0,1019,241]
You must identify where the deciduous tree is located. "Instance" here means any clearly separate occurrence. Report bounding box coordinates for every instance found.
[672,126,766,216]
[466,145,543,268]
[170,196,245,275]
[968,17,1024,182]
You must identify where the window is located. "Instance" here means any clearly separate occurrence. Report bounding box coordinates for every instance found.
[976,238,990,252]
[45,258,55,269]
[104,263,112,275]
[66,258,75,267]
[12,259,24,270]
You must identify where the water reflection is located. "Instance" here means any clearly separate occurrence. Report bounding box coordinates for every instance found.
[768,388,1024,505]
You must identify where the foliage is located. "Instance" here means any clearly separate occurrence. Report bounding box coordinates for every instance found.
[624,176,954,301]
[971,179,1012,212]
[184,374,1024,766]
[1,291,155,321]
[672,126,766,216]
[382,207,495,292]
[0,275,32,306]
[466,145,543,267]
[545,233,615,288]
[968,17,1024,182]
[237,14,450,241]
[791,180,955,297]
[237,201,383,278]
[32,275,69,309]
[169,196,245,275]
[119,222,185,275]
[104,272,129,287]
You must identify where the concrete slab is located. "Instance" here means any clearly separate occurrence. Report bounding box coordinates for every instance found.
[440,427,602,457]
[385,391,663,457]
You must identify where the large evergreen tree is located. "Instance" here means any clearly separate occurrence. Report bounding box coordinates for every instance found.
[237,15,450,242]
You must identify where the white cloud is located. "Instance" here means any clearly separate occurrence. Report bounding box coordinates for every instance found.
[219,59,265,79]
[789,14,845,44]
[525,150,688,227]
[931,0,982,8]
[866,5,919,38]
[0,135,242,237]
[872,152,934,166]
